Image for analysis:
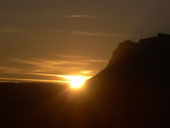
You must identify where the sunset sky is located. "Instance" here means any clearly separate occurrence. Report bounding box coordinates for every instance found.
[0,0,170,83]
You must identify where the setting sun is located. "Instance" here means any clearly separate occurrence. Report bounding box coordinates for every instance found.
[57,75,90,89]
[69,76,87,88]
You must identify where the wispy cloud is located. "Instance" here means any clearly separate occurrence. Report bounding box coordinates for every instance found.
[39,29,131,38]
[64,15,94,18]
[0,27,22,33]
[54,54,107,61]
[0,66,20,74]
[54,54,83,59]
[11,56,107,67]
[0,26,35,34]
[44,12,95,19]
[11,58,90,69]
[0,77,66,83]
[80,70,93,75]
[0,55,108,83]
[70,31,131,37]
[82,59,108,63]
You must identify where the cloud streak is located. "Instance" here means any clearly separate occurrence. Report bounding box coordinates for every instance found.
[44,12,95,19]
[0,77,66,83]
[0,25,131,38]
[0,27,22,33]
[0,66,20,74]
[64,15,94,18]
[0,55,108,83]
[70,31,131,37]
[40,29,131,38]
[10,56,107,68]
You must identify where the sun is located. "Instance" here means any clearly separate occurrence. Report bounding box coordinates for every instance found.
[69,76,87,89]
[57,75,89,89]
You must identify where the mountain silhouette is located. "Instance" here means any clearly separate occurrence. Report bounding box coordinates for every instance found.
[85,33,170,128]
[0,33,169,128]
[89,33,170,85]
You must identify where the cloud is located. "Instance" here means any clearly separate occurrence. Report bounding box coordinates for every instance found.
[11,58,90,69]
[1,55,108,83]
[82,59,108,63]
[8,57,104,74]
[22,72,60,78]
[44,12,95,19]
[0,26,35,34]
[11,56,107,68]
[39,29,131,38]
[0,27,22,33]
[54,54,83,59]
[0,66,20,74]
[80,70,93,75]
[70,31,131,37]
[0,77,66,83]
[64,15,94,18]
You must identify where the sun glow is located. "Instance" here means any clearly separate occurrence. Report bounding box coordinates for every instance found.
[57,75,90,89]
[69,76,88,88]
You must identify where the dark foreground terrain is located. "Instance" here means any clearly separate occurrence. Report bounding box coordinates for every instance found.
[0,33,169,128]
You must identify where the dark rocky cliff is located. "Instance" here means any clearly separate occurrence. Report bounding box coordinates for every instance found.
[85,33,170,128]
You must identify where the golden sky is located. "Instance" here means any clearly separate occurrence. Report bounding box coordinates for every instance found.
[0,0,170,83]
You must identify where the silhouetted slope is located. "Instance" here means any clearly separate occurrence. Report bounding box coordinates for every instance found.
[86,33,170,128]
[91,33,170,84]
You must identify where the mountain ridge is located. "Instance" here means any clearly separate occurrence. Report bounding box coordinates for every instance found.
[84,33,170,128]
[89,33,170,84]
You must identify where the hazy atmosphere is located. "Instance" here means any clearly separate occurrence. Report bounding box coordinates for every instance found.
[0,1,169,128]
[0,0,170,83]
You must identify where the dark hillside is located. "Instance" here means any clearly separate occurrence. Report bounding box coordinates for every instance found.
[85,33,170,128]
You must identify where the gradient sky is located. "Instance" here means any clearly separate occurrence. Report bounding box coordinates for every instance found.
[0,0,170,83]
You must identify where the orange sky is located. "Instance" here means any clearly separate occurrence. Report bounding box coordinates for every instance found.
[0,0,170,83]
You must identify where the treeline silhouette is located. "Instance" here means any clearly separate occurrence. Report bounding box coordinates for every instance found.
[0,33,169,128]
